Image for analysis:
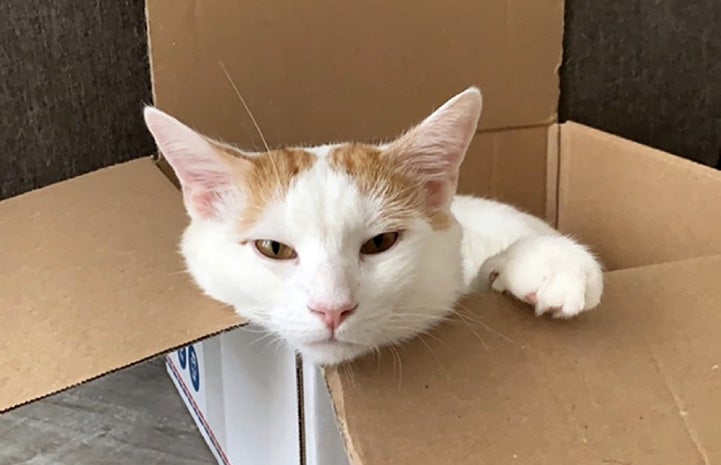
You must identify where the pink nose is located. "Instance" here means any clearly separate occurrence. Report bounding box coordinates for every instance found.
[309,303,357,330]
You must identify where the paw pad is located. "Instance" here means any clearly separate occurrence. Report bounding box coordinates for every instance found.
[489,270,499,285]
[524,292,538,305]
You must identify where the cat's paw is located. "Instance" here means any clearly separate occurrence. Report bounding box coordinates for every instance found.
[480,235,603,318]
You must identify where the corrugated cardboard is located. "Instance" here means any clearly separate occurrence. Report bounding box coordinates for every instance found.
[327,253,721,464]
[0,159,243,412]
[558,122,721,270]
[460,127,550,218]
[324,123,721,463]
[145,0,559,218]
[146,0,563,139]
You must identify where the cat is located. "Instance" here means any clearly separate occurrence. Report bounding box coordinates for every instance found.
[143,87,603,366]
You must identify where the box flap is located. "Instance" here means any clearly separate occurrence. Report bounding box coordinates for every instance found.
[327,255,721,464]
[558,122,721,270]
[146,0,563,140]
[0,159,243,412]
[459,126,550,219]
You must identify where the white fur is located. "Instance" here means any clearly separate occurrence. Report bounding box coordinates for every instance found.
[144,87,604,365]
[452,196,603,317]
[181,155,465,364]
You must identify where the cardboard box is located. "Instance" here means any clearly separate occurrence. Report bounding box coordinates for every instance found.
[326,124,721,464]
[2,1,721,464]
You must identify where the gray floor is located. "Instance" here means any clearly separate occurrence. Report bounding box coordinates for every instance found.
[0,357,215,465]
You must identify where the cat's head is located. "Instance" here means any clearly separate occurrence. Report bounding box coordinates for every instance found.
[144,88,482,365]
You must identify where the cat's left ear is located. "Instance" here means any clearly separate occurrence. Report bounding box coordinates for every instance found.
[387,87,482,209]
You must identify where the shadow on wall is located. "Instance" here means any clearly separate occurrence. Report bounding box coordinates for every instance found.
[0,0,154,200]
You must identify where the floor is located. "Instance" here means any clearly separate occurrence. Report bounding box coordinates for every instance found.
[0,356,215,465]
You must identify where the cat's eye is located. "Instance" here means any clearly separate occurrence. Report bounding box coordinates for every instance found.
[360,232,400,255]
[254,240,297,260]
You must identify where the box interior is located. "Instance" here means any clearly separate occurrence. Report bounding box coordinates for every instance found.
[328,255,721,464]
[324,122,721,464]
[557,122,721,270]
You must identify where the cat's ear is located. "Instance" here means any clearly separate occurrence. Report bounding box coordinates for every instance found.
[387,87,482,209]
[144,107,245,221]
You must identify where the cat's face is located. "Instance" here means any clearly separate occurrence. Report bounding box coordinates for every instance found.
[144,88,482,365]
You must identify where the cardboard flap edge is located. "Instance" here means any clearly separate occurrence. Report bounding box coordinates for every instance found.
[0,158,245,412]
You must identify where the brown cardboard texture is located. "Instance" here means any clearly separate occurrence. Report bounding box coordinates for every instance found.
[325,123,721,464]
[145,0,561,210]
[460,127,551,219]
[558,122,721,270]
[146,0,563,142]
[328,255,721,465]
[0,159,243,412]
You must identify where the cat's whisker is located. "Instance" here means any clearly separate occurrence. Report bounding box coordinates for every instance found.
[417,329,447,348]
[219,60,270,153]
[389,345,403,390]
[267,335,287,356]
[219,60,282,186]
[385,326,447,359]
[341,363,349,388]
[256,333,283,353]
[449,308,490,353]
[239,327,265,334]
[166,269,189,276]
[381,310,454,327]
[246,331,277,349]
[340,362,358,390]
[415,334,444,367]
[267,339,284,354]
[390,345,397,379]
[387,310,452,321]
[373,346,382,371]
[452,303,527,350]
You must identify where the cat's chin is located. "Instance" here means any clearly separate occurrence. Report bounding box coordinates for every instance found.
[298,340,372,366]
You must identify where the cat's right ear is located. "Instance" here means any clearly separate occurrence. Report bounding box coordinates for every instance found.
[143,107,245,221]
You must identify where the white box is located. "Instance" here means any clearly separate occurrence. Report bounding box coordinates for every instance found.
[302,361,351,465]
[167,328,303,465]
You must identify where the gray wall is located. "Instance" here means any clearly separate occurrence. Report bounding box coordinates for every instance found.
[0,0,153,200]
[1,1,719,201]
[561,0,721,168]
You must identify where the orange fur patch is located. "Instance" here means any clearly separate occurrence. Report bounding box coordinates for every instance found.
[328,144,452,230]
[218,145,316,228]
